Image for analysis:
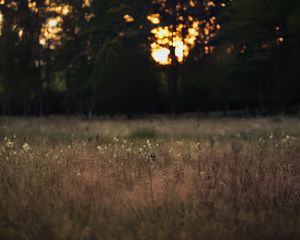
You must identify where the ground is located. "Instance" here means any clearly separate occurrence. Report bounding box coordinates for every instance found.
[0,117,299,240]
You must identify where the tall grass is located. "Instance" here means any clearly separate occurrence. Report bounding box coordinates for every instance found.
[0,117,299,240]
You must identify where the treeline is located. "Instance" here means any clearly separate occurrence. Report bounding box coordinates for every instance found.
[0,0,300,117]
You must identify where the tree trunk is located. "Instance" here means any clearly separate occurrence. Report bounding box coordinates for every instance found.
[169,45,180,115]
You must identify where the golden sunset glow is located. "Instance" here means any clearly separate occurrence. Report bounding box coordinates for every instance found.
[28,0,38,13]
[147,14,160,25]
[151,45,171,65]
[45,3,71,16]
[145,1,223,65]
[40,16,64,49]
[1,0,72,47]
[39,1,73,49]
[0,12,3,36]
[148,16,219,65]
[0,0,92,49]
[6,1,18,10]
[124,14,134,23]
[18,29,23,38]
[82,0,92,8]
[149,21,202,65]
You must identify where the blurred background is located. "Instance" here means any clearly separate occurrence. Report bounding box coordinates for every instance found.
[0,0,299,117]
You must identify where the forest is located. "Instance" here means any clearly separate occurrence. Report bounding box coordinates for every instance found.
[1,2,300,239]
[0,0,300,116]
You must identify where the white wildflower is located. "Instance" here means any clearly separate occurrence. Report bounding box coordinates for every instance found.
[6,140,14,149]
[97,145,102,151]
[269,132,274,139]
[22,143,31,152]
[147,139,151,148]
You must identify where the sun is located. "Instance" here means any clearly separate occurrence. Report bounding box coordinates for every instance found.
[124,0,223,65]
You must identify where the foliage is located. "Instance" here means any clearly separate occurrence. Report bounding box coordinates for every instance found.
[0,0,299,116]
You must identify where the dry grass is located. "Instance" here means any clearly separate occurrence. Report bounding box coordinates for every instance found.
[0,117,299,240]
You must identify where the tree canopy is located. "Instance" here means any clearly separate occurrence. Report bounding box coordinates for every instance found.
[0,0,299,116]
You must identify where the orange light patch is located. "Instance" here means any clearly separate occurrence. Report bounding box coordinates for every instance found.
[124,14,134,23]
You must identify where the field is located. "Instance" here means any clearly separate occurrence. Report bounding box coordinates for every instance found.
[0,117,299,240]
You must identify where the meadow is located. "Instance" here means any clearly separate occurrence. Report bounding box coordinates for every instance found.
[0,117,299,240]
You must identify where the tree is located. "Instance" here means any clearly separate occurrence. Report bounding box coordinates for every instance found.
[123,0,229,113]
[221,0,300,114]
